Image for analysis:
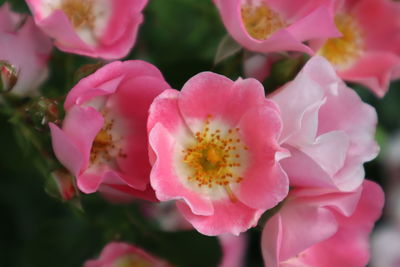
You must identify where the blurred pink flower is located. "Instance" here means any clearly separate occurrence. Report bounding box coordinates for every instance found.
[311,0,400,97]
[140,202,193,231]
[371,224,400,267]
[272,56,378,192]
[219,234,247,267]
[213,0,340,54]
[50,60,169,202]
[84,242,170,267]
[262,180,384,267]
[0,3,52,96]
[25,0,147,59]
[148,72,289,235]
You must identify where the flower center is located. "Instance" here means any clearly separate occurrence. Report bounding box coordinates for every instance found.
[114,254,153,267]
[90,114,126,166]
[318,14,363,68]
[241,3,286,40]
[60,0,95,29]
[182,115,247,200]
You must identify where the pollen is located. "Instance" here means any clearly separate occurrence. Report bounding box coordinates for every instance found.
[319,14,363,68]
[182,115,246,198]
[241,3,286,40]
[60,0,95,29]
[90,114,125,165]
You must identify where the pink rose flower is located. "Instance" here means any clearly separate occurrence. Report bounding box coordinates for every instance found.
[50,60,169,202]
[25,0,147,59]
[148,72,289,235]
[0,3,52,96]
[271,56,378,192]
[84,242,170,267]
[312,0,400,97]
[213,0,340,54]
[261,180,384,267]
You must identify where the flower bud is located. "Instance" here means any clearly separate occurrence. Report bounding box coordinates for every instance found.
[0,61,18,92]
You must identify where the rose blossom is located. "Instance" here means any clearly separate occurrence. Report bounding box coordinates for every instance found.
[311,0,400,97]
[0,3,52,96]
[261,180,384,267]
[25,0,147,59]
[84,242,171,267]
[148,72,289,235]
[271,56,378,192]
[50,60,169,202]
[212,0,340,55]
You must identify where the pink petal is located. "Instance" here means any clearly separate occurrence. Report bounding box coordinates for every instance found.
[100,184,157,203]
[178,72,234,131]
[65,60,165,109]
[177,198,263,236]
[49,123,84,177]
[299,181,384,267]
[62,105,104,170]
[234,106,289,210]
[338,52,400,97]
[280,147,336,189]
[288,4,341,41]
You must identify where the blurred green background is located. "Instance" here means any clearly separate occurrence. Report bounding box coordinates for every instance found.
[1,0,399,266]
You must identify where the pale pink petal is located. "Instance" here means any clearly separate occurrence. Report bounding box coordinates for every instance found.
[271,73,324,144]
[299,181,384,267]
[261,214,282,267]
[280,146,336,189]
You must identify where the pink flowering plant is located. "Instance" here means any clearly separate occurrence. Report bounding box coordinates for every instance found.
[1,0,399,266]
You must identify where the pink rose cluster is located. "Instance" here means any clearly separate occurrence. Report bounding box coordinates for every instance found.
[51,55,384,266]
[2,0,386,265]
[213,0,400,97]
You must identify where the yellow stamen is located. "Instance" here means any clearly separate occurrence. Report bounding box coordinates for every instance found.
[60,0,95,29]
[319,14,363,68]
[182,115,246,199]
[241,4,286,40]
